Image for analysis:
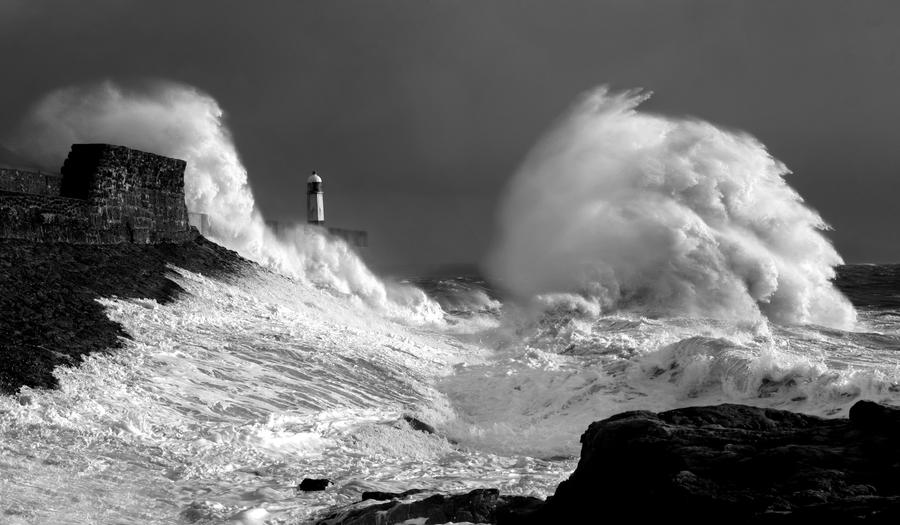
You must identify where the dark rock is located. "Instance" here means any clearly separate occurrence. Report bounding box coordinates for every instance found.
[0,236,248,394]
[0,142,252,394]
[402,415,436,434]
[361,488,427,501]
[493,495,544,523]
[317,488,543,525]
[849,399,900,433]
[520,401,900,524]
[298,478,332,491]
[0,168,61,196]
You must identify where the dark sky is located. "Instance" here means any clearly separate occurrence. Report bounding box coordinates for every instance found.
[2,0,899,270]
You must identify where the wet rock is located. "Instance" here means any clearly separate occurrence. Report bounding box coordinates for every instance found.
[316,488,543,525]
[493,495,545,523]
[402,415,436,434]
[0,236,247,394]
[522,400,900,524]
[361,488,428,501]
[298,478,332,491]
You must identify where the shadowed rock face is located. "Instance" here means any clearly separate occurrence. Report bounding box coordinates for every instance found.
[524,401,900,524]
[315,489,543,525]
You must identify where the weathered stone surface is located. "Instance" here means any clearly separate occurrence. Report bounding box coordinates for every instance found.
[0,236,249,394]
[0,193,93,242]
[60,143,192,243]
[316,488,543,525]
[0,143,193,244]
[0,168,61,196]
[521,401,900,524]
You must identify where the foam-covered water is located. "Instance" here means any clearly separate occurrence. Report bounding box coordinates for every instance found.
[0,269,564,524]
[3,266,899,524]
[439,280,900,458]
[3,83,900,524]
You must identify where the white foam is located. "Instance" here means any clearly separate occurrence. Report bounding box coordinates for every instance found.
[1,268,574,524]
[11,80,443,324]
[438,308,900,458]
[226,507,270,525]
[486,86,856,329]
[3,82,895,525]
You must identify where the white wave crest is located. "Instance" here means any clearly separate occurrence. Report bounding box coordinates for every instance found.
[10,80,442,323]
[487,86,855,329]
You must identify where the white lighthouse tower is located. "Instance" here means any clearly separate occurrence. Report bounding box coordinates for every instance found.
[307,171,324,225]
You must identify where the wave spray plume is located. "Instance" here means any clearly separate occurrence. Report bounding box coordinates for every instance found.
[487,87,855,329]
[11,81,441,322]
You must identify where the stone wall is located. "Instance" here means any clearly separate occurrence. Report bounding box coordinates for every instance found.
[0,168,61,196]
[0,143,195,244]
[61,144,192,243]
[0,193,92,242]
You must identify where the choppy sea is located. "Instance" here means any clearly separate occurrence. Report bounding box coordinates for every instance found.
[1,263,898,524]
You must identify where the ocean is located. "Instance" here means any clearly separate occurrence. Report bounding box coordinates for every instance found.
[1,263,899,524]
[4,82,898,524]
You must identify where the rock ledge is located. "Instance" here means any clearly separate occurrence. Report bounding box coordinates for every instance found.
[527,401,900,524]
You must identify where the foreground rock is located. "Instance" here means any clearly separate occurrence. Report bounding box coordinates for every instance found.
[315,488,542,525]
[525,400,900,524]
[312,401,900,523]
[361,488,427,501]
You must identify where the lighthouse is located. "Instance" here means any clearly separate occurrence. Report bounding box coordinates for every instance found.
[307,171,324,225]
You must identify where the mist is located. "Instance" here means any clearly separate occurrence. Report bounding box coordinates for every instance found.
[10,80,443,323]
[487,87,856,329]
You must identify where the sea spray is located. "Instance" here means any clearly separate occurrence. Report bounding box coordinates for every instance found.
[487,86,856,329]
[10,80,442,322]
[2,83,900,524]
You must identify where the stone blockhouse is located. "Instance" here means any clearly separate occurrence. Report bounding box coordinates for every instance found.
[0,144,195,244]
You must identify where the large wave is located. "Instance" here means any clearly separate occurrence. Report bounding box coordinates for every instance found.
[486,87,855,329]
[9,80,442,323]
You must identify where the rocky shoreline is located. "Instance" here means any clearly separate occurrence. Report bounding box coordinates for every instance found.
[315,400,900,524]
[3,237,900,523]
[0,234,249,394]
[530,399,900,523]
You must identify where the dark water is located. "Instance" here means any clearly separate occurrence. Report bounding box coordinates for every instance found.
[413,264,900,318]
[835,264,900,309]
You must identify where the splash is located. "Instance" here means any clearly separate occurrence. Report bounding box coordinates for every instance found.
[487,87,855,329]
[10,80,442,322]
